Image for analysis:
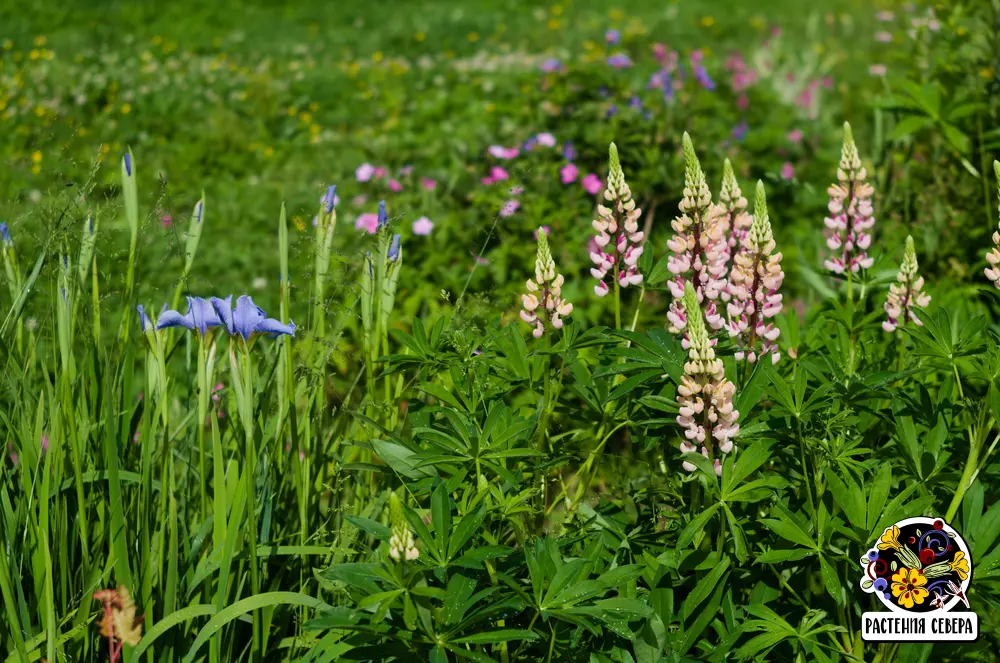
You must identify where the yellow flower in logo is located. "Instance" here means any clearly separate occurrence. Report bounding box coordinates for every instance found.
[891,567,929,609]
[878,525,902,551]
[949,551,969,581]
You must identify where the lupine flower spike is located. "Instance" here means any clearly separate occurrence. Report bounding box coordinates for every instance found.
[666,133,728,336]
[726,182,784,363]
[984,161,1000,288]
[589,142,644,298]
[718,159,752,276]
[676,282,740,477]
[521,228,573,337]
[884,236,930,332]
[387,491,418,561]
[823,122,875,275]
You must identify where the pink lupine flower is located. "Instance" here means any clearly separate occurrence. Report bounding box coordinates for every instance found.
[589,143,644,299]
[373,167,388,179]
[420,177,437,191]
[355,212,379,233]
[491,166,509,181]
[717,159,752,280]
[582,173,602,195]
[666,133,729,335]
[780,162,795,180]
[412,216,434,236]
[356,163,375,182]
[676,282,739,477]
[536,132,556,147]
[787,129,804,143]
[388,179,403,192]
[726,182,784,363]
[499,200,520,217]
[985,162,1000,288]
[560,163,579,184]
[520,228,573,338]
[884,236,930,332]
[823,122,875,275]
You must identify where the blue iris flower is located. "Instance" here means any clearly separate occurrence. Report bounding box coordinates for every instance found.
[376,200,388,230]
[388,234,401,262]
[562,141,576,161]
[124,153,132,176]
[136,305,151,332]
[156,296,223,334]
[1,222,11,244]
[322,185,337,214]
[212,295,295,340]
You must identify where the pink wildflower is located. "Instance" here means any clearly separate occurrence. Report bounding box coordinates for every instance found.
[536,132,556,147]
[388,179,403,192]
[412,216,434,236]
[589,143,643,298]
[499,200,520,217]
[355,212,379,234]
[520,229,573,338]
[356,163,375,182]
[420,177,437,191]
[161,215,172,228]
[869,64,887,77]
[353,195,368,206]
[666,133,728,334]
[561,163,579,184]
[676,283,739,476]
[509,185,524,195]
[876,10,895,21]
[481,176,495,185]
[787,129,804,143]
[875,31,893,43]
[491,166,509,181]
[726,182,784,363]
[582,173,602,195]
[41,434,49,454]
[823,122,875,275]
[373,167,388,179]
[780,162,795,180]
[884,236,930,332]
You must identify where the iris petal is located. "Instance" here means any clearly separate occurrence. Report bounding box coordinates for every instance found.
[256,318,296,338]
[136,305,151,332]
[188,296,222,335]
[210,296,235,335]
[232,295,266,340]
[156,303,194,330]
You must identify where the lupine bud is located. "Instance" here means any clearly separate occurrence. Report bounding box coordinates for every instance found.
[823,122,875,274]
[589,142,643,297]
[985,160,1000,288]
[884,236,930,332]
[666,133,728,336]
[521,228,573,337]
[388,491,418,561]
[725,182,784,364]
[676,282,739,477]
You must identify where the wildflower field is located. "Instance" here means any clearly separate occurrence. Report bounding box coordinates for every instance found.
[3,0,1000,661]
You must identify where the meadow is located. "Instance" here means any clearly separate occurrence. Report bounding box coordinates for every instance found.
[1,0,1000,661]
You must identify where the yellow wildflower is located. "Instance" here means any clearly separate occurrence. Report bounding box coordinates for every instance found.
[468,32,479,42]
[121,103,131,114]
[701,16,715,28]
[547,19,560,30]
[33,36,46,46]
[415,32,426,42]
[609,8,623,20]
[373,51,384,63]
[31,151,42,163]
[308,102,319,112]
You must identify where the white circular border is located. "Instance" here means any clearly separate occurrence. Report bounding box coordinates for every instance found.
[865,516,972,614]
